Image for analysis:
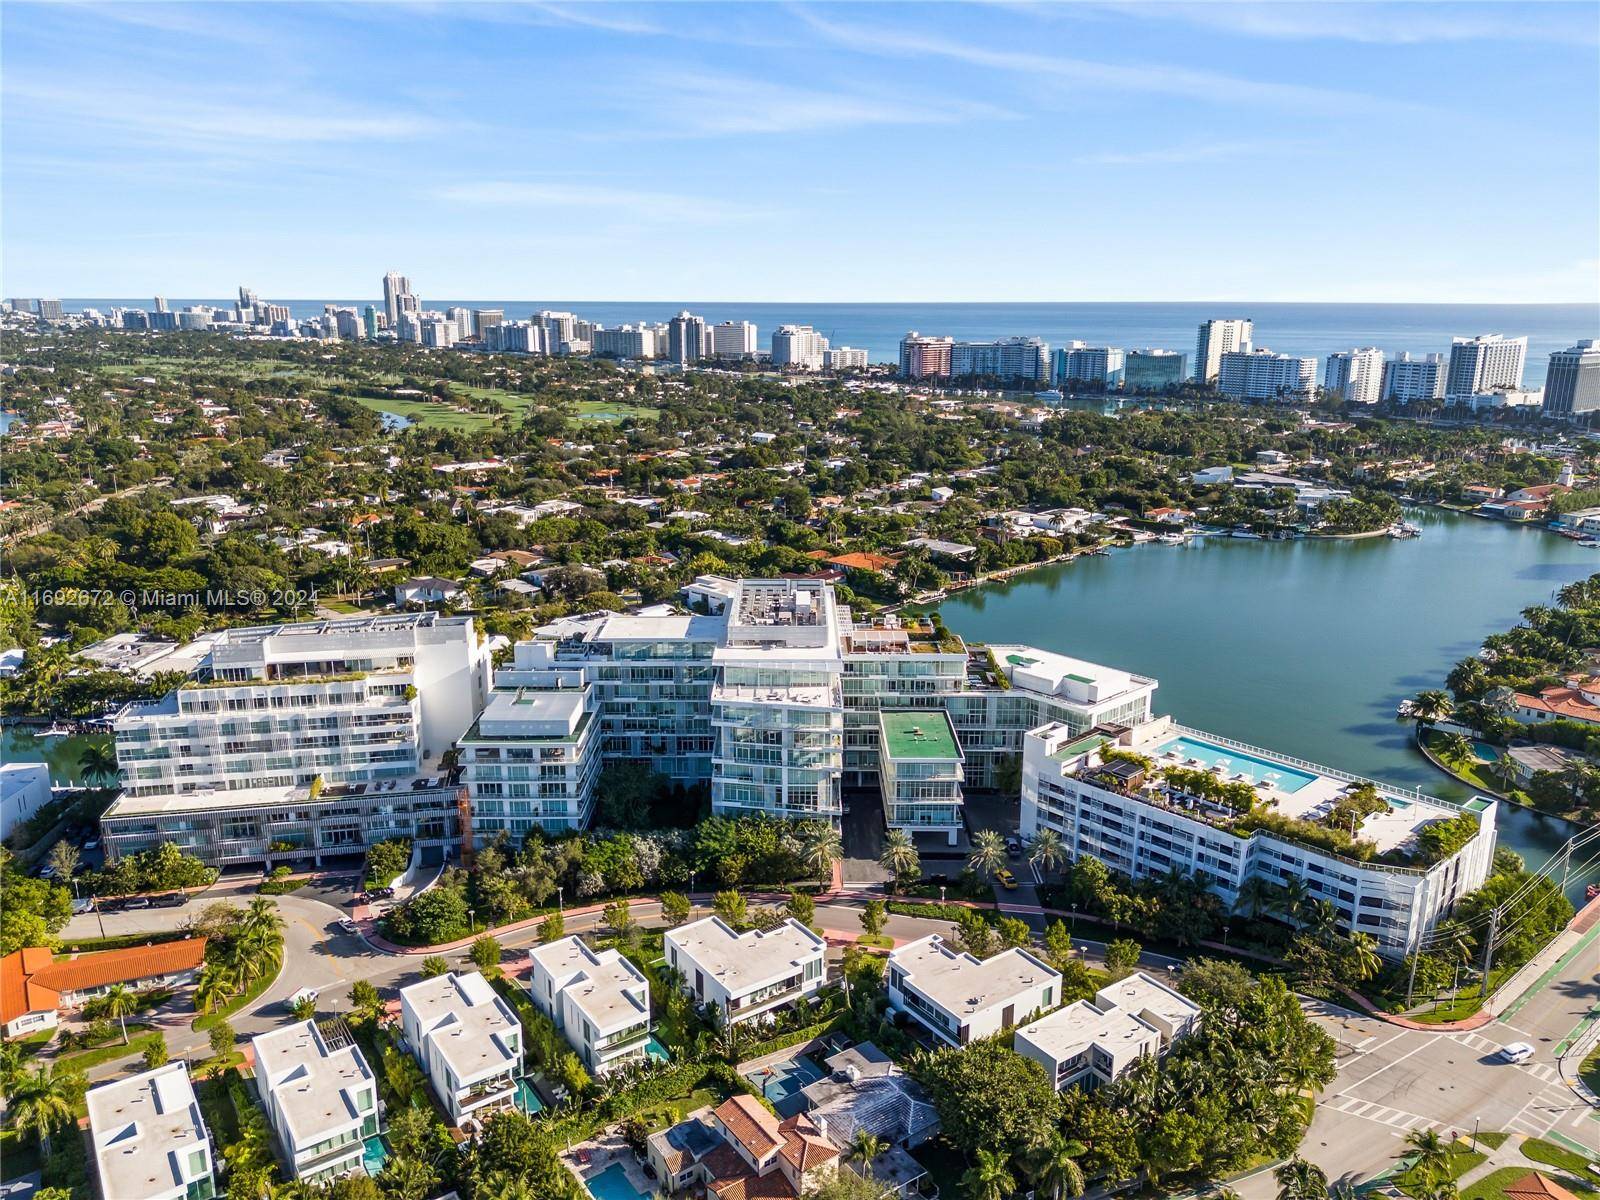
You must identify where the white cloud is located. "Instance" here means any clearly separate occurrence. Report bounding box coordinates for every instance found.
[794,7,1433,117]
[436,180,771,223]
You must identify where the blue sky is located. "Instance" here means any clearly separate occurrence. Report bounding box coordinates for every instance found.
[3,1,1597,302]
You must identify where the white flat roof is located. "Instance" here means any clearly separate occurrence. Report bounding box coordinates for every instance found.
[87,1064,207,1200]
[527,937,648,1031]
[595,613,726,642]
[1093,971,1201,1029]
[473,688,585,738]
[991,644,1147,706]
[666,917,825,990]
[1014,999,1156,1061]
[400,972,520,1082]
[251,1021,374,1145]
[890,935,1061,1018]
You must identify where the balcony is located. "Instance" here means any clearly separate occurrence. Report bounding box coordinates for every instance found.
[594,1024,651,1053]
[729,977,803,1013]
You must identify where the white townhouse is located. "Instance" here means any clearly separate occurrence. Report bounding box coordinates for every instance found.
[251,1020,381,1182]
[1013,971,1201,1091]
[398,971,522,1126]
[87,1063,215,1200]
[664,917,827,1026]
[886,935,1061,1047]
[1021,716,1498,957]
[527,936,652,1075]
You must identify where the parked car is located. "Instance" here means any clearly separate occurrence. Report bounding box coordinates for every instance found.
[82,839,100,851]
[1005,837,1022,857]
[97,897,126,913]
[338,918,359,934]
[995,868,1018,889]
[124,895,152,910]
[151,892,187,908]
[1498,1042,1535,1063]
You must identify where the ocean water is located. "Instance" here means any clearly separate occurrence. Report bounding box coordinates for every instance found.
[61,300,1597,385]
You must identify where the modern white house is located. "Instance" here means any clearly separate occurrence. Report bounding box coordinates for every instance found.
[102,612,490,866]
[1021,716,1498,957]
[886,935,1061,1047]
[86,1063,214,1200]
[0,761,51,842]
[251,1020,381,1182]
[398,971,522,1126]
[527,936,652,1075]
[1013,971,1201,1091]
[664,917,827,1026]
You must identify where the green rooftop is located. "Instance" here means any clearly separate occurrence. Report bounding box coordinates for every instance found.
[1051,732,1108,761]
[879,711,962,761]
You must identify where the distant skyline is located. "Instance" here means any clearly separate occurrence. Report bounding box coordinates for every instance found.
[4,1,1598,303]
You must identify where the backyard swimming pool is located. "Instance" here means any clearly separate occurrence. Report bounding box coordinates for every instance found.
[585,1163,651,1200]
[1156,735,1318,794]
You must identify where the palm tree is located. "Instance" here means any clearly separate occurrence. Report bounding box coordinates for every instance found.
[1401,1129,1450,1181]
[194,960,236,1014]
[847,1129,888,1177]
[879,828,920,892]
[1489,753,1522,794]
[961,1148,1017,1200]
[1234,875,1279,920]
[77,739,119,786]
[1408,691,1454,728]
[798,824,843,880]
[1279,877,1311,925]
[1343,931,1382,982]
[969,829,1008,879]
[1274,1156,1329,1200]
[1437,732,1473,764]
[1434,919,1475,996]
[101,982,137,1044]
[1030,1135,1087,1200]
[9,1068,73,1155]
[1027,828,1066,878]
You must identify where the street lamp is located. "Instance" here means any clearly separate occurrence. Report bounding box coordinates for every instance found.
[92,896,106,940]
[468,907,475,935]
[557,887,564,915]
[939,885,947,904]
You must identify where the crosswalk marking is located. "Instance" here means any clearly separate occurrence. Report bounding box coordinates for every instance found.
[1325,1093,1445,1132]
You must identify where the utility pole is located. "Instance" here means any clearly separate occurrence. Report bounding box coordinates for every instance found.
[1405,943,1420,1008]
[1479,906,1500,1000]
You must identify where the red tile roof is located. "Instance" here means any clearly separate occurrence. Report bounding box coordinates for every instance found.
[715,1095,784,1158]
[1,938,208,1022]
[778,1114,838,1173]
[1,948,60,1026]
[1515,686,1600,724]
[1505,1175,1581,1200]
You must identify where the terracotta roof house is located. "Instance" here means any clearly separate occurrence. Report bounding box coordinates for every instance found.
[646,1096,839,1199]
[1,938,207,1038]
[805,550,902,574]
[1504,1174,1583,1200]
[1514,676,1600,727]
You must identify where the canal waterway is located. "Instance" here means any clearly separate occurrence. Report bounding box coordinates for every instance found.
[928,508,1600,894]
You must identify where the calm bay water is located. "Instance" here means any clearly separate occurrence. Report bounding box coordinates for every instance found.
[929,510,1600,891]
[62,300,1597,386]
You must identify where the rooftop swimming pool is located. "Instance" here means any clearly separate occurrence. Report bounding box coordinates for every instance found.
[1156,735,1318,794]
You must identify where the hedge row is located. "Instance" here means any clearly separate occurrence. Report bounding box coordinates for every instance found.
[737,1012,847,1064]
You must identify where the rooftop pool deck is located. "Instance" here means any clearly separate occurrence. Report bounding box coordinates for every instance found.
[1154,734,1318,794]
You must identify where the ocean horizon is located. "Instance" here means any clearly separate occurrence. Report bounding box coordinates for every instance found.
[59,299,1597,385]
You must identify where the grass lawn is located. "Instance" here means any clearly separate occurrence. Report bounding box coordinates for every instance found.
[192,1050,246,1079]
[1395,1144,1487,1195]
[1581,1045,1600,1094]
[1477,1132,1511,1150]
[856,933,894,950]
[1521,1139,1599,1174]
[571,397,659,422]
[193,959,283,1032]
[352,394,499,432]
[53,1028,163,1075]
[1464,1168,1600,1200]
[634,1086,722,1132]
[1420,732,1531,804]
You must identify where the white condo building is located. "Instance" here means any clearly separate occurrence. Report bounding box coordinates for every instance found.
[1446,334,1528,397]
[1382,352,1447,404]
[1052,343,1126,388]
[1194,319,1254,383]
[1021,717,1498,957]
[527,935,653,1074]
[771,325,830,371]
[87,1064,214,1200]
[459,685,602,844]
[1217,348,1316,401]
[103,613,490,866]
[1324,347,1386,405]
[252,1021,381,1182]
[886,935,1061,1047]
[824,346,867,371]
[712,320,759,359]
[665,916,827,1026]
[398,971,522,1125]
